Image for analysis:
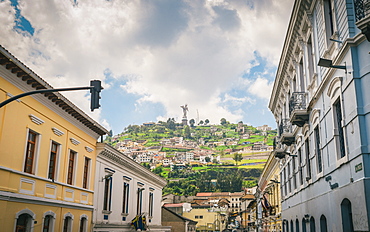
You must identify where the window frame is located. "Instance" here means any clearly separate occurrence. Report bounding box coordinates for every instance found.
[48,141,60,181]
[67,150,77,185]
[24,130,39,174]
[82,157,91,189]
[122,181,130,215]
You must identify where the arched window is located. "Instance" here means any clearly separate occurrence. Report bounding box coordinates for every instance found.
[43,211,56,232]
[310,217,316,232]
[79,217,87,232]
[63,213,74,232]
[15,209,35,232]
[341,198,354,232]
[320,215,328,232]
[290,220,294,232]
[296,219,300,232]
[302,218,307,232]
[16,214,33,232]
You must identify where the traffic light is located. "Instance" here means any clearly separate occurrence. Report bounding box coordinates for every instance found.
[90,80,103,111]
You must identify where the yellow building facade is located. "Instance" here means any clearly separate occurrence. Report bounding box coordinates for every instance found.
[0,45,108,231]
[255,149,282,232]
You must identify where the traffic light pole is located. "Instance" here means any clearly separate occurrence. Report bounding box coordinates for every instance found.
[0,86,93,108]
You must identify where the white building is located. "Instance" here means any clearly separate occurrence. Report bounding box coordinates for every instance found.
[93,143,170,231]
[269,0,370,231]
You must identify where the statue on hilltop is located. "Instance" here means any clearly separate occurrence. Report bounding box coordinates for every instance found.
[180,104,188,119]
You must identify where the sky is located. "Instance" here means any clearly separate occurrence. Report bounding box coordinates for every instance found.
[0,0,294,135]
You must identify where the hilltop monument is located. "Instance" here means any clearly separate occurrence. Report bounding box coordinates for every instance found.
[180,104,188,125]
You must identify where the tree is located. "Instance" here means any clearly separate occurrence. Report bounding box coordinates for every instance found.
[153,166,163,175]
[184,126,191,138]
[189,119,195,127]
[205,157,211,163]
[205,119,210,125]
[220,118,227,125]
[233,153,243,165]
[199,120,204,125]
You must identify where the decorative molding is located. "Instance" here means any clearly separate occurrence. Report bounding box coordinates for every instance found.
[52,127,64,136]
[80,192,88,204]
[85,146,94,153]
[137,182,145,187]
[29,114,44,125]
[70,138,80,145]
[19,178,35,195]
[327,76,343,99]
[123,176,132,182]
[45,184,57,199]
[64,188,74,202]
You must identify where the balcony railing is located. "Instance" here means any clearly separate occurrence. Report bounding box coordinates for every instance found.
[354,0,370,41]
[279,119,295,146]
[289,92,309,127]
[354,0,370,21]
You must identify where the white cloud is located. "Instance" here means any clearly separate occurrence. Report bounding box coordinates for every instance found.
[248,77,273,100]
[0,0,293,130]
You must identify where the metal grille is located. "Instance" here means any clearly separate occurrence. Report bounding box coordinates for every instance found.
[354,0,370,21]
[289,92,307,115]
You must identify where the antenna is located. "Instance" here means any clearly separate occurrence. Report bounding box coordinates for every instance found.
[196,109,199,124]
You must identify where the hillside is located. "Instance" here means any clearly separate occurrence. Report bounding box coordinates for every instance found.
[105,119,276,195]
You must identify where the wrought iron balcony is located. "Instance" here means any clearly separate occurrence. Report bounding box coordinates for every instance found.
[354,0,370,41]
[289,92,309,127]
[279,119,295,146]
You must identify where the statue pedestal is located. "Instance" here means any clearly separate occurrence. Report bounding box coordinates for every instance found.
[182,118,188,126]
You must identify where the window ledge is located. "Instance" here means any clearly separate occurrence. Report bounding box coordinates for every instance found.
[102,210,112,214]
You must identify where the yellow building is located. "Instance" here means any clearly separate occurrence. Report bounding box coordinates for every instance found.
[255,148,282,232]
[0,45,108,231]
[182,207,223,232]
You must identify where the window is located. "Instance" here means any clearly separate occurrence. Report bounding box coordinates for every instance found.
[299,59,305,91]
[296,219,300,232]
[341,198,354,232]
[67,150,76,185]
[292,156,297,190]
[79,216,87,232]
[305,138,312,180]
[320,215,328,232]
[302,218,307,232]
[82,157,90,189]
[287,162,291,193]
[307,36,315,82]
[137,187,144,215]
[42,211,55,232]
[298,148,303,185]
[63,216,73,232]
[149,192,154,217]
[195,215,203,219]
[283,167,287,196]
[334,99,346,158]
[24,130,38,174]
[309,217,316,232]
[103,176,112,211]
[16,214,33,232]
[122,182,130,214]
[323,0,335,46]
[48,142,59,180]
[43,215,54,232]
[315,126,323,173]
